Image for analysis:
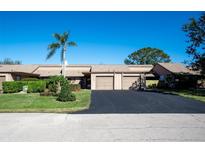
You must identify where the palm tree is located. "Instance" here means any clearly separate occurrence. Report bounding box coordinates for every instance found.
[46,32,77,77]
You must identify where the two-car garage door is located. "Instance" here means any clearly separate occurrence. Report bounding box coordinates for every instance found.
[96,76,114,90]
[95,75,139,90]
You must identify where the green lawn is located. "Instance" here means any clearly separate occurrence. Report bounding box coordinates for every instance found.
[155,89,205,103]
[172,90,205,103]
[0,90,91,113]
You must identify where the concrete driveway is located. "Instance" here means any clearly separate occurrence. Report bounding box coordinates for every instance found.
[0,113,205,141]
[77,90,205,113]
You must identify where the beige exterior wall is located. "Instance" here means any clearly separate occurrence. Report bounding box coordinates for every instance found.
[0,73,14,92]
[114,73,122,90]
[0,73,14,81]
[91,74,96,90]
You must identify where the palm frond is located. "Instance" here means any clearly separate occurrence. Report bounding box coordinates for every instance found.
[46,48,57,60]
[63,32,69,42]
[48,43,60,49]
[46,43,60,60]
[68,41,77,47]
[53,33,61,42]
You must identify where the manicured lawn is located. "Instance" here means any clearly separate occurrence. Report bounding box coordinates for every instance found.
[172,90,205,103]
[154,89,205,103]
[0,90,91,113]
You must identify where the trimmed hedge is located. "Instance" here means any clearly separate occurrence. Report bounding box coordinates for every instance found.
[2,81,24,93]
[21,78,39,81]
[27,81,46,93]
[3,80,46,93]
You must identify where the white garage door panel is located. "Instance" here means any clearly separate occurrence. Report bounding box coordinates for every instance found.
[96,76,114,90]
[123,76,139,90]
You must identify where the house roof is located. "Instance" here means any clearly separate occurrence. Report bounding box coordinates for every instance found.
[91,65,128,73]
[157,63,198,75]
[0,64,153,76]
[33,67,87,77]
[91,64,153,73]
[0,65,39,74]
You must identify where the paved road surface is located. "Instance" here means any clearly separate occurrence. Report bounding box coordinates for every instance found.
[0,113,205,141]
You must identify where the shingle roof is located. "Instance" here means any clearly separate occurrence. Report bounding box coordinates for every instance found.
[34,67,87,77]
[0,64,153,76]
[91,65,128,72]
[158,63,198,75]
[0,65,39,74]
[91,64,153,73]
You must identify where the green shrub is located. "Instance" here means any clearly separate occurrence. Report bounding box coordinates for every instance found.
[57,77,76,102]
[3,80,46,93]
[27,81,46,93]
[21,78,39,81]
[70,84,81,91]
[3,81,24,93]
[57,84,76,102]
[47,76,66,94]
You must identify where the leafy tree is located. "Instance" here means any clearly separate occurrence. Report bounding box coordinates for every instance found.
[183,13,205,74]
[124,47,171,65]
[0,58,21,65]
[46,32,77,77]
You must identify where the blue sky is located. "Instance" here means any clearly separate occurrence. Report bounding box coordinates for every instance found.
[0,11,202,64]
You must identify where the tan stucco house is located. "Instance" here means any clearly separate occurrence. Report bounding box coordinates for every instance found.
[1,63,199,91]
[0,64,154,90]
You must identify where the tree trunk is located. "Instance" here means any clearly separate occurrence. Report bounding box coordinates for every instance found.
[62,45,67,78]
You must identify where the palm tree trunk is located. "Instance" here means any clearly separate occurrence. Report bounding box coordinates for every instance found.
[62,45,67,78]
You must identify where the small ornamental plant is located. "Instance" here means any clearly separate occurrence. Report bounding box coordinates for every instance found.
[57,77,76,102]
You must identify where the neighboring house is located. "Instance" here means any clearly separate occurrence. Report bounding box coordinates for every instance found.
[152,63,198,77]
[0,64,154,90]
[152,63,200,88]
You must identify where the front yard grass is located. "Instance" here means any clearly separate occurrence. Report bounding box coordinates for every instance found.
[172,90,205,103]
[0,90,91,113]
[153,89,205,103]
